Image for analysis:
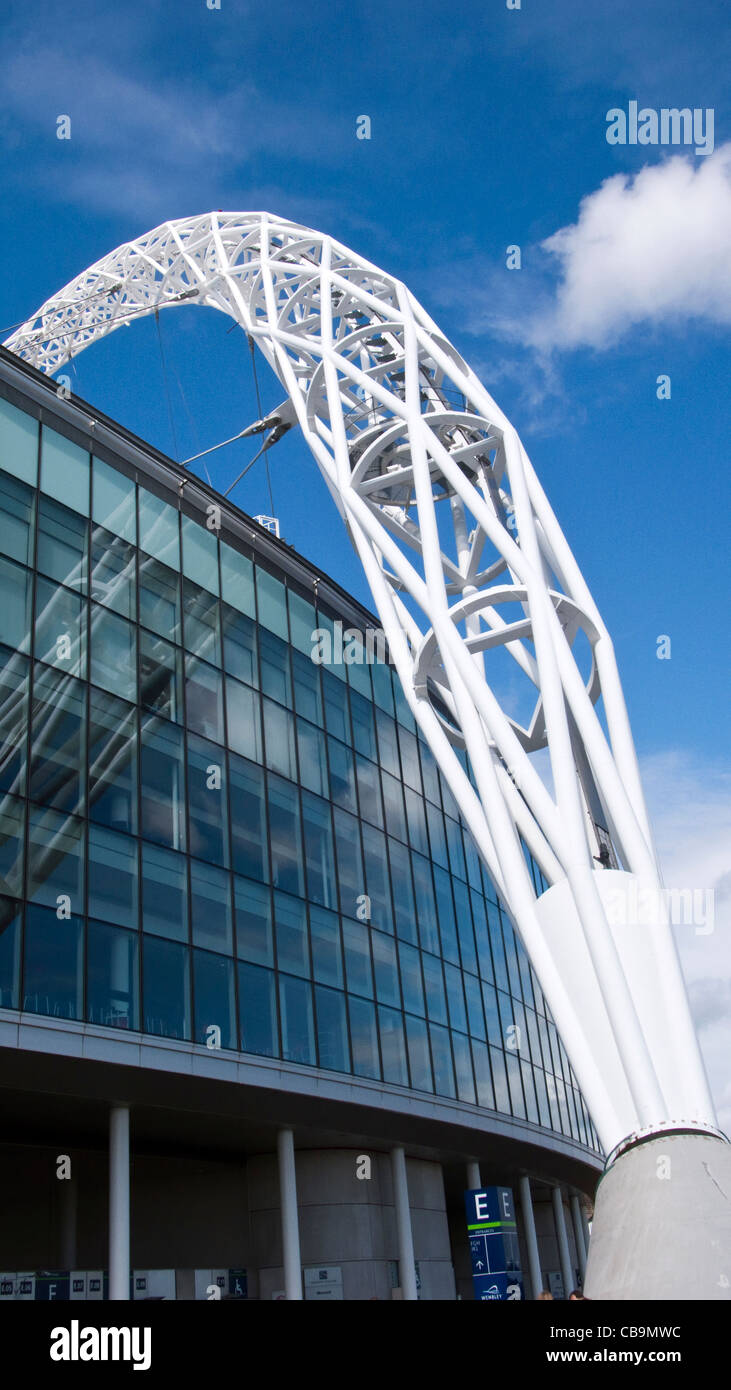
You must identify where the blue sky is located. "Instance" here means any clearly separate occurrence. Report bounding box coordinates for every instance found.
[1,0,729,1119]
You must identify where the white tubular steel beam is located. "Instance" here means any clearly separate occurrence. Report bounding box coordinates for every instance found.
[4,211,719,1159]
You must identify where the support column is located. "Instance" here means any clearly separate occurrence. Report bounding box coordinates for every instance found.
[60,1178,77,1271]
[391,1146,418,1301]
[277,1128,302,1300]
[108,1107,130,1301]
[518,1175,542,1300]
[570,1194,588,1279]
[466,1160,481,1189]
[552,1185,574,1298]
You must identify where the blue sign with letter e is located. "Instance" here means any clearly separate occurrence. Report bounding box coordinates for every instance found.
[464,1187,524,1301]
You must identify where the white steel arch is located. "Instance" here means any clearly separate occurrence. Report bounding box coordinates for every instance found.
[4,211,718,1158]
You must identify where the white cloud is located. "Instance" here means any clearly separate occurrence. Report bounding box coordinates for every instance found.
[526,144,731,351]
[640,748,731,1136]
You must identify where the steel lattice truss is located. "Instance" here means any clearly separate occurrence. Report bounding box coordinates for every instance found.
[4,212,718,1156]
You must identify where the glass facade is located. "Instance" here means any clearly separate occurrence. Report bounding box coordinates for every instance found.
[0,387,599,1152]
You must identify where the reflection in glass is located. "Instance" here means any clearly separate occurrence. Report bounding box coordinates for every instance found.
[36,495,87,593]
[279,973,315,1064]
[92,458,135,542]
[421,952,448,1025]
[260,629,291,706]
[225,678,262,762]
[471,1039,495,1110]
[138,488,179,568]
[263,698,296,780]
[274,891,309,978]
[34,576,85,676]
[26,804,83,911]
[309,905,342,988]
[90,526,135,619]
[268,775,304,897]
[187,734,228,866]
[238,961,277,1056]
[350,690,377,760]
[301,792,336,908]
[140,629,182,721]
[0,396,38,484]
[139,553,181,640]
[296,718,327,797]
[220,542,255,617]
[182,579,220,664]
[40,428,89,514]
[194,949,236,1049]
[0,471,34,567]
[185,654,223,741]
[141,841,188,941]
[0,898,21,1008]
[405,1013,432,1093]
[142,934,190,1040]
[222,605,257,685]
[429,1022,456,1098]
[191,859,232,954]
[389,838,417,943]
[230,755,268,881]
[398,942,424,1017]
[88,825,138,929]
[292,649,322,723]
[379,1006,409,1086]
[322,670,349,741]
[140,715,186,851]
[342,917,373,998]
[87,920,139,1029]
[361,823,393,934]
[23,903,83,1019]
[90,604,136,702]
[88,688,137,833]
[255,566,287,639]
[348,994,380,1079]
[30,664,85,814]
[315,985,349,1072]
[182,514,219,594]
[412,853,440,954]
[453,1031,476,1103]
[328,738,357,814]
[333,808,363,913]
[234,877,272,966]
[371,929,400,1008]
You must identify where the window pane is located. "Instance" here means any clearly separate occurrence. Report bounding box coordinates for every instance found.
[419,741,441,805]
[310,905,343,987]
[90,526,135,619]
[194,949,236,1049]
[292,649,322,723]
[482,982,503,1047]
[453,1031,476,1103]
[140,715,186,851]
[268,774,304,897]
[0,793,25,899]
[430,1023,456,1098]
[379,1006,408,1086]
[30,665,85,814]
[389,839,417,943]
[138,553,181,640]
[140,629,182,722]
[0,557,31,652]
[315,985,349,1072]
[88,688,137,834]
[404,787,428,855]
[471,892,493,982]
[0,397,38,484]
[434,867,459,964]
[506,1051,526,1119]
[256,567,287,639]
[0,471,34,566]
[182,579,220,663]
[398,941,424,1016]
[87,920,139,1030]
[37,495,87,593]
[382,772,407,842]
[138,488,180,567]
[92,458,135,542]
[260,629,291,705]
[350,690,377,760]
[185,655,223,741]
[371,660,394,713]
[314,613,346,682]
[446,816,467,880]
[222,605,257,684]
[23,903,83,1020]
[300,791,336,908]
[412,854,439,953]
[444,963,468,1033]
[422,952,448,1024]
[142,842,188,942]
[238,961,277,1057]
[328,737,357,813]
[471,1040,495,1110]
[234,877,272,966]
[182,515,219,594]
[296,718,327,797]
[0,648,29,795]
[230,755,268,882]
[40,428,89,514]
[0,899,21,1008]
[333,808,363,915]
[274,890,310,978]
[191,859,232,954]
[490,1046,511,1114]
[361,824,393,934]
[225,678,262,762]
[397,726,421,792]
[342,917,373,998]
[279,973,315,1064]
[371,929,400,1007]
[355,754,382,826]
[90,605,136,702]
[464,972,487,1040]
[405,1013,433,1092]
[263,699,296,779]
[143,935,190,1040]
[348,995,380,1079]
[187,734,228,866]
[88,825,138,929]
[322,670,349,740]
[288,591,317,656]
[220,542,255,616]
[27,804,83,911]
[376,714,400,778]
[34,576,85,677]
